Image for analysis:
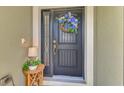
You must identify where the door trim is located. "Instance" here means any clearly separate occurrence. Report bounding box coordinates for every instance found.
[32,6,94,86]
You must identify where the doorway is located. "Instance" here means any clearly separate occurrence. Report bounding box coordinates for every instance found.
[41,7,84,79]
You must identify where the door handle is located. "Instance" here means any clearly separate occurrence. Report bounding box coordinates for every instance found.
[53,40,58,55]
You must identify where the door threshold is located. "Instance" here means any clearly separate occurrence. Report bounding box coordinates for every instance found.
[44,75,85,84]
[43,80,86,86]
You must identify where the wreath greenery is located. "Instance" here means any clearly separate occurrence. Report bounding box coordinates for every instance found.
[56,12,79,33]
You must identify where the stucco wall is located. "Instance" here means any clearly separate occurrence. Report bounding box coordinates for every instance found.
[94,6,123,85]
[0,6,32,86]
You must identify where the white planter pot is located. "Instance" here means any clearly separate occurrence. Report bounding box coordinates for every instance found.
[29,65,38,70]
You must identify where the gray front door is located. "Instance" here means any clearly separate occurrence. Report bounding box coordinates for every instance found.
[52,8,84,77]
[41,7,84,77]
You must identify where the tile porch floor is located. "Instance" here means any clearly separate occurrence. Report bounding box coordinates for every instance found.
[42,75,85,86]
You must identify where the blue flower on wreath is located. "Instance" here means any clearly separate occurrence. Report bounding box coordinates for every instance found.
[70,17,75,22]
[64,14,69,19]
[71,25,76,29]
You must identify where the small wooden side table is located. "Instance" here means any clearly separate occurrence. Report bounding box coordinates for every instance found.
[23,64,45,86]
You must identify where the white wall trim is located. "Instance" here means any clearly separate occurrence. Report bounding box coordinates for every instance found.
[85,6,94,85]
[32,6,94,86]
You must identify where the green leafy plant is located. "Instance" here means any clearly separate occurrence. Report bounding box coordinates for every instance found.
[23,62,29,71]
[23,58,43,71]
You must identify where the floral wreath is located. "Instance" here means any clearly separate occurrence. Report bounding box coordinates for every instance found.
[56,12,79,33]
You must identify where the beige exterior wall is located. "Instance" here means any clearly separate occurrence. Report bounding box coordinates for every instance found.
[94,6,123,85]
[0,6,32,85]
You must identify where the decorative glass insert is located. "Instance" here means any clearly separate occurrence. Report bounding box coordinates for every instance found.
[44,13,50,66]
[56,12,80,33]
[59,30,76,43]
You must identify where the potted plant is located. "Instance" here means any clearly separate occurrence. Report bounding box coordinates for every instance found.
[23,58,43,71]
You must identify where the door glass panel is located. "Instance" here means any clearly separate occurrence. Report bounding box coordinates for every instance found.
[44,12,50,66]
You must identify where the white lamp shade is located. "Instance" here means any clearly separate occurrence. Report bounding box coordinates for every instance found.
[28,47,38,57]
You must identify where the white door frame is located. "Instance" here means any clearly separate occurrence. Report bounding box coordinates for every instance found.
[32,6,94,86]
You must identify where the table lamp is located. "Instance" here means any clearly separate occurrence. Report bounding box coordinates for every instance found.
[28,47,38,58]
